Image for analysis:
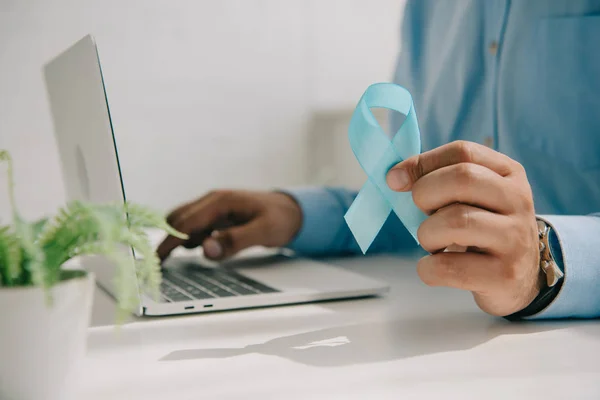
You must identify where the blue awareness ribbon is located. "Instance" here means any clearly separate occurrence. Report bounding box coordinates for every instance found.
[344,82,427,254]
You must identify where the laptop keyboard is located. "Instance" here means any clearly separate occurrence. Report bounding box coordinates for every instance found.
[160,266,279,302]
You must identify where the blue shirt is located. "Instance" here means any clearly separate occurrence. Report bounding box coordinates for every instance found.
[286,0,600,319]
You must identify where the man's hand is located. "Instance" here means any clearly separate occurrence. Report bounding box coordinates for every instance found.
[157,190,302,261]
[386,141,542,316]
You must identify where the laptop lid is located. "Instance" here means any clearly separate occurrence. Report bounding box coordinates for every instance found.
[44,34,127,206]
[44,35,142,308]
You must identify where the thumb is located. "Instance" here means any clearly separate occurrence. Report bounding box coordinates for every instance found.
[386,155,423,192]
[202,219,267,260]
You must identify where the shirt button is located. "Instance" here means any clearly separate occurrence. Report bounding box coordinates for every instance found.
[484,136,494,148]
[488,41,498,55]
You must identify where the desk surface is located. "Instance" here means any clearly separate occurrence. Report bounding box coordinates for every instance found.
[81,252,600,399]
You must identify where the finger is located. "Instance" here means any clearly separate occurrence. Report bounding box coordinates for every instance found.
[417,252,504,293]
[167,191,228,228]
[387,140,521,191]
[203,219,269,260]
[412,163,514,214]
[157,193,247,260]
[417,204,513,254]
[157,208,223,260]
[181,230,211,249]
[181,215,242,249]
[165,197,205,226]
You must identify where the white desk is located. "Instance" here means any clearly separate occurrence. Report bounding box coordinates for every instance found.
[81,252,600,399]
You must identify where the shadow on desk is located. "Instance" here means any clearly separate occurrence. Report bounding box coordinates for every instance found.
[159,312,574,367]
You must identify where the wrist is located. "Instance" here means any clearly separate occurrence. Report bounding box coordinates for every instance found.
[272,191,303,245]
[504,217,565,320]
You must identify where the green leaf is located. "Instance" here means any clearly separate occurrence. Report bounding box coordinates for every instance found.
[31,218,49,241]
[0,225,22,286]
[15,217,47,288]
[0,150,19,221]
[124,203,188,240]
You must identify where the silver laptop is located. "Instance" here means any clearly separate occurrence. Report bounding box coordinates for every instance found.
[43,34,388,317]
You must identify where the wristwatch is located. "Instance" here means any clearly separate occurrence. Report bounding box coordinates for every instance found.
[504,218,565,321]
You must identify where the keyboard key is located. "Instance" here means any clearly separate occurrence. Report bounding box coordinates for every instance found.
[234,274,279,293]
[182,267,278,294]
[211,274,260,295]
[168,292,194,302]
[160,283,181,297]
[163,270,227,298]
[185,287,214,299]
[162,266,279,301]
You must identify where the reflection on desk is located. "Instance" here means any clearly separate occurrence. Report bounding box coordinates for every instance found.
[81,253,600,400]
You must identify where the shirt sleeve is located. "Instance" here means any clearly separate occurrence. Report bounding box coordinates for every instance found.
[282,186,418,256]
[527,213,600,319]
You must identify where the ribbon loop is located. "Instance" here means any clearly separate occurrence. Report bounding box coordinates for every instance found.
[344,83,427,253]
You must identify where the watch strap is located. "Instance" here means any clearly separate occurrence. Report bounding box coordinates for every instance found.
[504,279,563,320]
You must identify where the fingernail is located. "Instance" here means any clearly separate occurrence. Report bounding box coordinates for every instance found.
[387,168,410,191]
[203,238,223,259]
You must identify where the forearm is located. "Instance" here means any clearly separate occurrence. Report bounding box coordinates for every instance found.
[283,186,417,256]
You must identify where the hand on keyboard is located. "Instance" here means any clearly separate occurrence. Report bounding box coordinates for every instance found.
[157,190,302,262]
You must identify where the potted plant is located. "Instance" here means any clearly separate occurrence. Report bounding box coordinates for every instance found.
[0,150,186,400]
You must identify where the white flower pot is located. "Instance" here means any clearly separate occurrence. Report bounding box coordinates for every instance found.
[0,272,94,400]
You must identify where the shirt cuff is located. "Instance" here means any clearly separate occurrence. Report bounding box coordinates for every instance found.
[526,214,600,319]
[280,187,355,256]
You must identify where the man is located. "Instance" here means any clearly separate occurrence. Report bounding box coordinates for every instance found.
[157,1,600,320]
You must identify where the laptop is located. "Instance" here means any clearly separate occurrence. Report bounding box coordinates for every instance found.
[43,34,389,317]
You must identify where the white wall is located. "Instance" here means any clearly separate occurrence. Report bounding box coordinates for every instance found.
[0,0,404,221]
